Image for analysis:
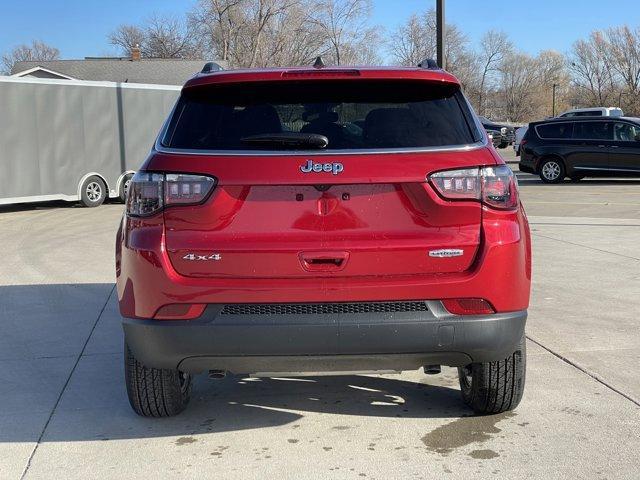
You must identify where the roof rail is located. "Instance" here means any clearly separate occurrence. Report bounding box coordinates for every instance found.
[417,58,440,70]
[201,62,224,73]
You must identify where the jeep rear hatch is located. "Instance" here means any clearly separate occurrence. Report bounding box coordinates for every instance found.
[156,79,493,279]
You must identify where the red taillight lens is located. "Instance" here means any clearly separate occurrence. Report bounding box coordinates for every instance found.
[126,172,216,217]
[442,298,495,315]
[481,166,519,209]
[126,172,164,216]
[429,166,519,210]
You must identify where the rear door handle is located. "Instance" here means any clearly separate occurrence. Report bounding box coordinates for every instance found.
[300,251,350,272]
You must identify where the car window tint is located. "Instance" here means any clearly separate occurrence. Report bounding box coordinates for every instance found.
[536,122,572,139]
[162,80,479,151]
[572,122,612,140]
[614,123,640,142]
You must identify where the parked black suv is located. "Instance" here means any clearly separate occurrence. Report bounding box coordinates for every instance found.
[480,116,516,149]
[520,117,640,183]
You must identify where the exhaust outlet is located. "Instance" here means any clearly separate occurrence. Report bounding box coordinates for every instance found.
[424,365,442,375]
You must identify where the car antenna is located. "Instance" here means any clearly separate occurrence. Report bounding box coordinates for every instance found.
[313,56,325,69]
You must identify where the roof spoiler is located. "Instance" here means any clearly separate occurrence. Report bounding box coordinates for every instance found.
[417,58,440,70]
[201,62,224,73]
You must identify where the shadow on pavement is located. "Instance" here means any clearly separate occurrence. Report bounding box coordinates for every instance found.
[0,283,469,444]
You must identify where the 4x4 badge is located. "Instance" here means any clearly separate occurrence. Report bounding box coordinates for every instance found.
[182,253,222,261]
[300,160,344,175]
[429,249,464,258]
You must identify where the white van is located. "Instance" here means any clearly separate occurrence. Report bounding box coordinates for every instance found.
[557,107,623,118]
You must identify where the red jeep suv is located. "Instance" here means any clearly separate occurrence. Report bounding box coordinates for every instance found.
[116,61,531,417]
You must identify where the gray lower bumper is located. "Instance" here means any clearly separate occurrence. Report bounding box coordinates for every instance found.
[123,301,527,374]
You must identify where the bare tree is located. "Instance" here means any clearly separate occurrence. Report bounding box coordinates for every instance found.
[387,8,473,89]
[605,25,640,113]
[569,32,617,107]
[2,40,60,74]
[261,1,330,66]
[307,0,373,65]
[109,15,203,59]
[389,8,468,68]
[499,53,541,121]
[476,30,512,116]
[389,13,433,66]
[109,25,145,56]
[189,0,244,63]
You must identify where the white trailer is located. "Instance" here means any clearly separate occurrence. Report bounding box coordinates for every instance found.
[0,76,180,207]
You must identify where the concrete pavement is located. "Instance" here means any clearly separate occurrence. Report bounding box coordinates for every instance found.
[1,170,639,479]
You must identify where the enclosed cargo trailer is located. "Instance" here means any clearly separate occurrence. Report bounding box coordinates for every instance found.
[0,76,180,206]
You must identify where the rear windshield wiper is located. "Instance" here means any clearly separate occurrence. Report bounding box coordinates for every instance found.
[240,132,329,149]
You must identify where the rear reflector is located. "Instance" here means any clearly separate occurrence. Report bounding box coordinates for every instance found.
[442,298,495,315]
[154,303,206,320]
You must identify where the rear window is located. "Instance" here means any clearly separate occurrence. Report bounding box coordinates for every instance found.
[562,111,603,117]
[162,80,480,151]
[536,122,573,139]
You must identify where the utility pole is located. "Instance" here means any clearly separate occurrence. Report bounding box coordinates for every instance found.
[436,0,445,69]
[552,83,558,117]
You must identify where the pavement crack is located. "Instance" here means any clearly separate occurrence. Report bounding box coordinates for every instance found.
[526,335,640,408]
[532,232,640,262]
[19,284,116,480]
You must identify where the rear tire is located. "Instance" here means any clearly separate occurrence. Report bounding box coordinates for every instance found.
[125,343,192,417]
[118,173,134,203]
[458,335,526,415]
[80,176,107,207]
[539,158,565,184]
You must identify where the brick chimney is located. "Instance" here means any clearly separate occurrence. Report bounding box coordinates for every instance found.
[131,44,141,61]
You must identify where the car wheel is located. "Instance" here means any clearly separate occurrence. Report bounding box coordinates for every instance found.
[119,173,134,203]
[80,176,107,207]
[457,335,526,415]
[125,343,192,417]
[498,142,508,149]
[539,159,565,184]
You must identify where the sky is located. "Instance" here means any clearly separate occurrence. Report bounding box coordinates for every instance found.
[1,0,640,60]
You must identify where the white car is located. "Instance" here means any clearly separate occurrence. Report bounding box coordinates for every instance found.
[557,107,623,118]
[514,126,528,156]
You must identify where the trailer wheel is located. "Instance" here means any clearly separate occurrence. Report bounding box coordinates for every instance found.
[119,173,134,203]
[80,176,107,207]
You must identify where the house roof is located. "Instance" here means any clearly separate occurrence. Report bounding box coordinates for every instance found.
[11,58,218,86]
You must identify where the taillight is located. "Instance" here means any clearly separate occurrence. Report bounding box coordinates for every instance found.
[126,172,216,217]
[442,298,495,315]
[165,174,216,206]
[126,172,164,216]
[429,165,519,210]
[481,166,519,209]
[430,168,480,200]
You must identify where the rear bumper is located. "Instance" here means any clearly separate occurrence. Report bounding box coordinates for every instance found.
[123,301,527,374]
